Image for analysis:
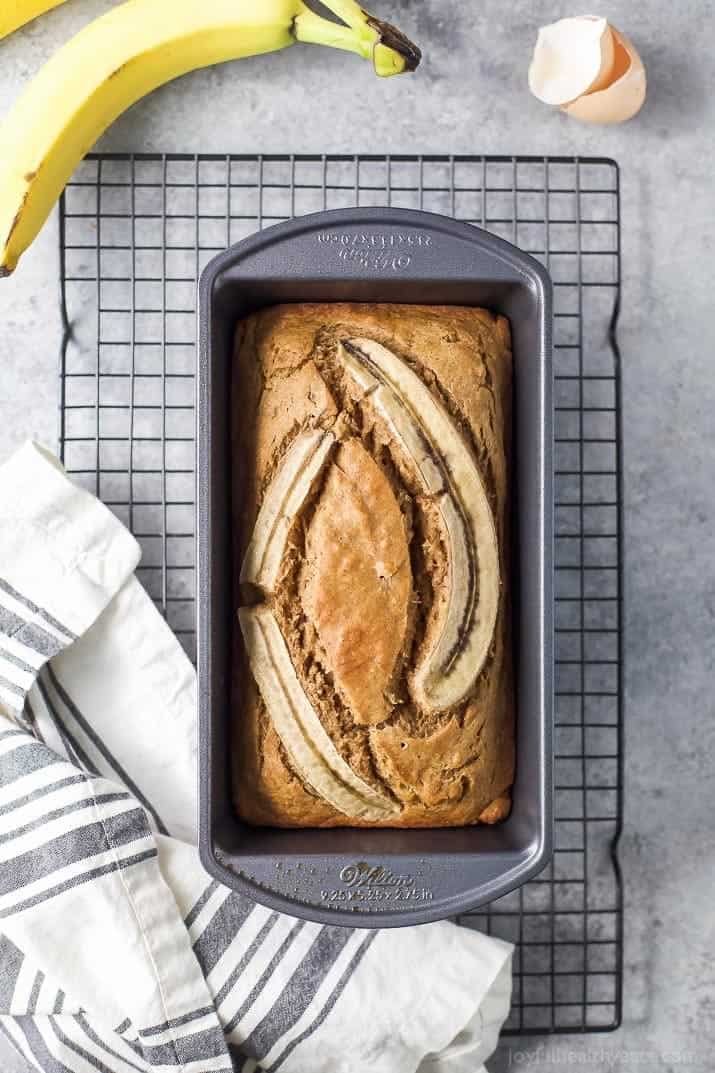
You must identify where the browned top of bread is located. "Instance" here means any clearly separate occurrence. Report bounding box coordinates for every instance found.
[302,437,413,728]
[232,303,514,828]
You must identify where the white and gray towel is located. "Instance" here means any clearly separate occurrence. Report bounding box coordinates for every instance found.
[0,441,513,1073]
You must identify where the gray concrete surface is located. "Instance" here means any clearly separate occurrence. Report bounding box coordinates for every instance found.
[1,1,713,1070]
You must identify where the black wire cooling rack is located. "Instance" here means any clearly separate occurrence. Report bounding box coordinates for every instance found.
[58,153,624,1035]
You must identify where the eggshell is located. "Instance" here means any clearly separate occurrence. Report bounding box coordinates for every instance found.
[562,28,646,123]
[528,16,616,106]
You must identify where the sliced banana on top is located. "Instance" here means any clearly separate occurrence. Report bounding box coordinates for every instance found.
[239,426,398,820]
[239,605,398,820]
[339,338,500,711]
[240,428,335,591]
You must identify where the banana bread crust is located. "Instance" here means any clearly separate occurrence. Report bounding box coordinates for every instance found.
[232,303,514,828]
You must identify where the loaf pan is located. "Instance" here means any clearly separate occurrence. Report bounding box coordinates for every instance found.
[197,207,553,927]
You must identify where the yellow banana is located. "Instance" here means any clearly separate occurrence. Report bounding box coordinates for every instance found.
[0,0,420,276]
[0,0,69,40]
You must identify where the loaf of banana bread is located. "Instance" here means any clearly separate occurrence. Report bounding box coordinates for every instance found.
[232,303,514,827]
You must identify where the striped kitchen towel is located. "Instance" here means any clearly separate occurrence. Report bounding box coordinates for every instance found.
[0,441,513,1073]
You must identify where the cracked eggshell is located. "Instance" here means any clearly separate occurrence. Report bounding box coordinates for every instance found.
[528,15,616,105]
[562,27,646,124]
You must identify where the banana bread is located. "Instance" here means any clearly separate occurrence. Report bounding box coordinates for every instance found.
[231,303,514,828]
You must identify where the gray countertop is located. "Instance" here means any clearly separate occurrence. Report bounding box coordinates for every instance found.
[1,2,713,1071]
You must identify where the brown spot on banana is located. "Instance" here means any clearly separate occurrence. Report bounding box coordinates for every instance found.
[338,338,500,712]
[2,189,32,274]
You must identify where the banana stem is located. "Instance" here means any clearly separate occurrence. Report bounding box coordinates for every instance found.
[293,3,420,76]
[293,9,372,60]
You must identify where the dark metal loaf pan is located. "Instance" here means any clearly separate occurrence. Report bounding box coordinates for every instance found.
[197,207,553,927]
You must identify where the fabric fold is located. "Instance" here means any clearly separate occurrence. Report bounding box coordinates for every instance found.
[0,442,140,720]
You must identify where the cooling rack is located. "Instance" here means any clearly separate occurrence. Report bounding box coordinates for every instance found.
[58,153,624,1035]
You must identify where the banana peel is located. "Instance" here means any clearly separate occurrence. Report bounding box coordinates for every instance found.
[0,0,420,276]
[0,0,69,40]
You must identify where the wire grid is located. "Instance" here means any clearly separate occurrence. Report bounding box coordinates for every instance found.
[58,153,624,1035]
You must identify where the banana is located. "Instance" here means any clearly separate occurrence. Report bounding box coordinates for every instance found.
[0,0,68,40]
[0,0,420,276]
[240,427,399,819]
[241,428,335,592]
[239,605,398,820]
[339,338,500,712]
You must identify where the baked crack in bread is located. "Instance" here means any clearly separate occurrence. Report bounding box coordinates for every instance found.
[232,303,514,828]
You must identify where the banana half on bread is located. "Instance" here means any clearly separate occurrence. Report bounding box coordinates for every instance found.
[232,303,514,828]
